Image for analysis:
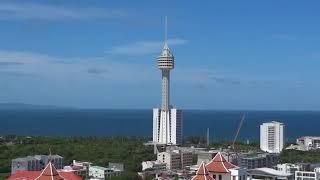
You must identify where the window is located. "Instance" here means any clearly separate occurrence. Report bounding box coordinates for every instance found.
[219,175,222,180]
[232,176,236,180]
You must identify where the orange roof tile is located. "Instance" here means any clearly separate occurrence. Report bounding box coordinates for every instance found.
[8,162,82,180]
[192,162,214,180]
[206,152,237,173]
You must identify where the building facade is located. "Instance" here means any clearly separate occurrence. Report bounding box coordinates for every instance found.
[11,154,64,174]
[276,163,302,174]
[296,136,320,150]
[89,166,122,179]
[152,20,183,145]
[239,153,279,169]
[295,170,320,180]
[141,161,166,171]
[157,150,193,170]
[260,121,285,153]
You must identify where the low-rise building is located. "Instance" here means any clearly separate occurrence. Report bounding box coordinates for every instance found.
[276,163,302,174]
[197,151,216,165]
[295,170,320,180]
[89,165,122,179]
[11,154,64,174]
[64,160,91,178]
[296,137,320,151]
[157,150,193,170]
[142,161,166,171]
[247,168,292,180]
[239,153,279,169]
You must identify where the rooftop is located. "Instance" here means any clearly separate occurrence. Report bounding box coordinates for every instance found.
[90,166,108,171]
[192,162,214,180]
[247,168,292,178]
[206,152,237,173]
[8,162,81,180]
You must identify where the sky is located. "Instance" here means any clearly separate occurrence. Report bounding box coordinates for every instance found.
[0,0,320,110]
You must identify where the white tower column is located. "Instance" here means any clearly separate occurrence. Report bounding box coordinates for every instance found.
[161,70,170,110]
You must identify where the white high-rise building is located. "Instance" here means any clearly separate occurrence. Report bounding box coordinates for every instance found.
[260,121,285,153]
[152,18,182,145]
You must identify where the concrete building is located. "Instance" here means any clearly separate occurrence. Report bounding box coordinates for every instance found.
[247,168,292,180]
[239,153,279,169]
[141,161,166,171]
[89,165,122,179]
[197,151,216,165]
[260,121,285,153]
[64,160,91,178]
[276,163,302,174]
[157,150,193,170]
[295,170,320,180]
[296,136,320,150]
[205,152,247,180]
[153,18,182,145]
[11,154,63,174]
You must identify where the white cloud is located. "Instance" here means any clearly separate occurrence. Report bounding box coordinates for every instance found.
[107,38,188,55]
[0,2,127,21]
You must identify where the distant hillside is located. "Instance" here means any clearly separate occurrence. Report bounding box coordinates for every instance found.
[0,103,70,110]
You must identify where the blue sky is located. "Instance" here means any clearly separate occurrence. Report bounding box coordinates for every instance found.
[1,0,320,110]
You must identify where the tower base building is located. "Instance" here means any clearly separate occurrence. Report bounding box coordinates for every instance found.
[153,108,182,145]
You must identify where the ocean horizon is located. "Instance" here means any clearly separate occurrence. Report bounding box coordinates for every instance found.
[0,109,319,143]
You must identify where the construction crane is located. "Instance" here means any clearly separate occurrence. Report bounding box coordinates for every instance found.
[227,112,246,162]
[232,113,246,151]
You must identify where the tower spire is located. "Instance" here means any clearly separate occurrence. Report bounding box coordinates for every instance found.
[165,16,168,44]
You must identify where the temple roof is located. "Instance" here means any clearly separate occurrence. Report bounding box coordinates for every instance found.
[192,162,214,180]
[8,161,82,180]
[35,162,64,180]
[206,152,237,173]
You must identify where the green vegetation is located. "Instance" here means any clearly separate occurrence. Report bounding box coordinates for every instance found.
[280,149,320,163]
[184,136,260,152]
[1,136,320,179]
[0,136,155,179]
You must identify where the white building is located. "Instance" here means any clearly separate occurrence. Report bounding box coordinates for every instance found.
[247,168,292,180]
[89,165,122,179]
[157,150,193,170]
[295,170,320,180]
[152,19,182,145]
[141,161,166,171]
[260,121,285,153]
[276,163,301,174]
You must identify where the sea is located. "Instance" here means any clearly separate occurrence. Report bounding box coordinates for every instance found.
[0,109,319,142]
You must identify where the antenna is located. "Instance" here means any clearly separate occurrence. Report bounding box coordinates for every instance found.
[165,16,168,44]
[207,128,210,147]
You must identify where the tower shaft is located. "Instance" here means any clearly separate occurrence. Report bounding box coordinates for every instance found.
[161,69,170,111]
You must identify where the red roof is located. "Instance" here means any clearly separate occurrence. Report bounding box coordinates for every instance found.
[8,162,82,180]
[192,162,214,180]
[205,152,237,173]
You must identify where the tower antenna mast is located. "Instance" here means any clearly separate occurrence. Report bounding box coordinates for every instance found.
[165,16,168,44]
